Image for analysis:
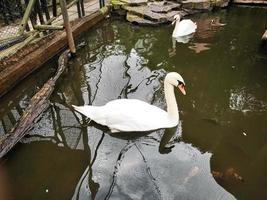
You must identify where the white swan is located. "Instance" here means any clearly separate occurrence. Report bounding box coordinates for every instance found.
[72,72,186,133]
[172,14,197,38]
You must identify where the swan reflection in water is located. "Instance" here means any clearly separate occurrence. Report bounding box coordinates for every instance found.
[72,120,236,200]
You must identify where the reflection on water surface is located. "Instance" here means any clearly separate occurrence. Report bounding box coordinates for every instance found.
[1,5,267,200]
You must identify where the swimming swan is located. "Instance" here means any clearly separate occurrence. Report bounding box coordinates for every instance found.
[72,72,186,133]
[172,14,197,38]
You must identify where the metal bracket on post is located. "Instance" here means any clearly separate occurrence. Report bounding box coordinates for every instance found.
[59,0,76,55]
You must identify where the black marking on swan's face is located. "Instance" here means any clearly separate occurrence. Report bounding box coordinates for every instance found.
[178,80,185,86]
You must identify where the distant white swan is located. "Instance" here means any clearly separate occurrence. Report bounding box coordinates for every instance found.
[73,72,186,133]
[172,14,197,38]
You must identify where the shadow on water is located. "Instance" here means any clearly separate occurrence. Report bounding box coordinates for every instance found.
[1,5,267,200]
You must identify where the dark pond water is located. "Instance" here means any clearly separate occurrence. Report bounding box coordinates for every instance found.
[1,5,267,200]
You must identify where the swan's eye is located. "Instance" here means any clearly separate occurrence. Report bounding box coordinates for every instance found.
[178,80,183,86]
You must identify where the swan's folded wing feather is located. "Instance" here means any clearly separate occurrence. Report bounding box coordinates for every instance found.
[175,20,197,37]
[101,99,172,132]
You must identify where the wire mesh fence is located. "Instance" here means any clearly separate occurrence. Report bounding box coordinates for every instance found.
[0,0,25,42]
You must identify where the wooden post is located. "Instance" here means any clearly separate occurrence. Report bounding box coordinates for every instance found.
[18,0,37,34]
[40,0,50,21]
[80,0,85,16]
[52,0,57,17]
[59,0,76,54]
[35,0,45,24]
[99,0,105,8]
[76,0,82,18]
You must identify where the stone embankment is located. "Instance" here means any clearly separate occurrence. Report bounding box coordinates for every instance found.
[110,0,230,25]
[233,0,267,4]
[110,0,267,44]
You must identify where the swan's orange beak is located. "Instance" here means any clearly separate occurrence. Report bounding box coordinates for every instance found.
[178,84,186,95]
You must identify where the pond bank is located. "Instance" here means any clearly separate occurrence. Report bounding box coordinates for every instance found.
[0,3,108,98]
[111,0,267,43]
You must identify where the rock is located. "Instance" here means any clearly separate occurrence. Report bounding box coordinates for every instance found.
[182,0,230,10]
[120,0,148,5]
[126,12,162,25]
[182,0,212,10]
[233,0,267,4]
[123,5,167,22]
[111,0,127,6]
[214,0,230,7]
[112,0,229,26]
[123,5,184,23]
[166,10,188,22]
[147,1,181,13]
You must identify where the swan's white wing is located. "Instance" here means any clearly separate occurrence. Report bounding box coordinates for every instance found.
[95,99,176,132]
[173,19,197,37]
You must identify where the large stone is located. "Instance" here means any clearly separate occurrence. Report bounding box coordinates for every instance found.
[126,12,162,25]
[123,5,185,23]
[111,0,127,6]
[233,0,267,4]
[120,0,148,5]
[182,0,230,9]
[182,0,212,10]
[147,1,181,13]
[123,5,167,22]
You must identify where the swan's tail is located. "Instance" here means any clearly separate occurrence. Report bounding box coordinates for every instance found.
[72,105,94,118]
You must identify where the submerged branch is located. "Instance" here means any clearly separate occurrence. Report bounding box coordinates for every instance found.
[0,50,70,158]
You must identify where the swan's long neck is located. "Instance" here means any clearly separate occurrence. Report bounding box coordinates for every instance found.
[164,80,179,121]
[175,18,180,27]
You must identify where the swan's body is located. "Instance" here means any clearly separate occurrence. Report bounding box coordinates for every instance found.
[73,72,186,133]
[172,15,197,38]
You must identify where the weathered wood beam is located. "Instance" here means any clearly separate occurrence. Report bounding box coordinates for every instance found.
[0,50,70,158]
